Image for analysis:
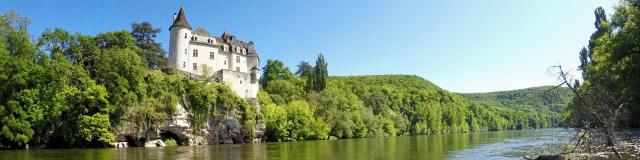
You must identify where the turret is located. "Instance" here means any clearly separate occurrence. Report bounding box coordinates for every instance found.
[250,66,260,84]
[169,7,192,72]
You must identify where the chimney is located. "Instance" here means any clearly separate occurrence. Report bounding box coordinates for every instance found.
[173,13,177,21]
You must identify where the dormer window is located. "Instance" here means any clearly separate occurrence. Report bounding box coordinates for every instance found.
[223,45,229,52]
[242,48,246,54]
[194,36,198,41]
[236,47,240,53]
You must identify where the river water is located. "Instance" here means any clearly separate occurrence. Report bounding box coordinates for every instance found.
[0,128,572,160]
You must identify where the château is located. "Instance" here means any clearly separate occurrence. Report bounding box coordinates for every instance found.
[168,7,260,98]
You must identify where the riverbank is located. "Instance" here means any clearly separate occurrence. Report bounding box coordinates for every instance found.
[511,129,640,160]
[560,130,640,159]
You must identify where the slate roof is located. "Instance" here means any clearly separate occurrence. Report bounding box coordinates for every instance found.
[173,7,257,55]
[193,27,211,37]
[170,7,191,30]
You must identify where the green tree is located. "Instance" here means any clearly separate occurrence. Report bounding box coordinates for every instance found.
[260,59,295,88]
[310,54,328,92]
[263,104,288,142]
[295,60,313,77]
[131,22,167,70]
[570,1,640,126]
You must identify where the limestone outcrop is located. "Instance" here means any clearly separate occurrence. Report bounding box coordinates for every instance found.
[113,99,264,148]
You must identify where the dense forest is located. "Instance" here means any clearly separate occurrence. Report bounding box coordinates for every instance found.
[257,57,572,141]
[0,9,572,149]
[461,86,572,113]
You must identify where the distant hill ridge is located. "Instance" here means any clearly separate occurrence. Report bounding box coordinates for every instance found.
[458,86,572,113]
[331,75,572,113]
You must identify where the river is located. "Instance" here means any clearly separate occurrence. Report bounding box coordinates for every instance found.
[0,128,572,160]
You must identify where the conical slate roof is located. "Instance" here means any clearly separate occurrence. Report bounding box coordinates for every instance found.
[170,7,192,30]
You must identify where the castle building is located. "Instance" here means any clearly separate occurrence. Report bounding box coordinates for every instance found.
[168,7,260,98]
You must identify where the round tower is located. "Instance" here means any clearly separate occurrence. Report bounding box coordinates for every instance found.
[169,7,192,72]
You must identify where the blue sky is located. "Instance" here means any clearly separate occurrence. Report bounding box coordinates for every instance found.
[2,0,618,93]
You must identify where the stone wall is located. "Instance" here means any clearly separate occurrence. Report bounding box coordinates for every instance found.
[217,69,259,98]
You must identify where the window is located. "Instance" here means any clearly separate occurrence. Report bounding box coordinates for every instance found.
[184,33,187,39]
[251,70,257,83]
[224,60,227,65]
[207,39,210,44]
[194,36,198,41]
[183,62,186,68]
[240,80,242,84]
[236,67,240,72]
[242,48,246,54]
[193,49,198,57]
[236,56,240,63]
[236,47,240,53]
[184,49,187,55]
[193,63,198,71]
[223,45,229,52]
[210,52,214,59]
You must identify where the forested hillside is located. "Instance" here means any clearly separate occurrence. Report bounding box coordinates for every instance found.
[258,57,573,142]
[460,86,573,113]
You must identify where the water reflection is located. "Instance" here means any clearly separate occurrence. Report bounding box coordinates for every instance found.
[0,128,569,160]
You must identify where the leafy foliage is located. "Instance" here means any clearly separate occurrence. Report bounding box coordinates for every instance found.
[0,11,260,149]
[568,0,640,127]
[131,22,167,70]
[260,66,572,141]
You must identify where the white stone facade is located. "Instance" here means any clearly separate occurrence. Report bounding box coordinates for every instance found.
[168,7,260,98]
